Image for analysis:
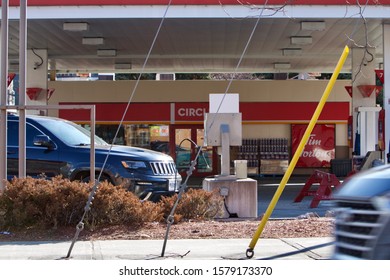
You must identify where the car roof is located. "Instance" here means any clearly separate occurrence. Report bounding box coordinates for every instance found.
[7,113,68,123]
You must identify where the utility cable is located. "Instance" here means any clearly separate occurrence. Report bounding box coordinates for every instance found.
[65,0,173,259]
[161,143,202,257]
[347,0,374,84]
[31,48,43,70]
[160,0,270,258]
[205,0,269,137]
[160,138,209,257]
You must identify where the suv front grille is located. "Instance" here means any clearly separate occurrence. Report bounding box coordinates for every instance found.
[150,161,177,175]
[334,199,383,259]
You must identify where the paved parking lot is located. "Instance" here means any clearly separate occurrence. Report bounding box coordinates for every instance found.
[189,174,337,219]
[256,175,336,218]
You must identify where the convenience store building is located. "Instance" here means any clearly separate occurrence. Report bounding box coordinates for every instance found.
[51,78,350,177]
[2,0,390,177]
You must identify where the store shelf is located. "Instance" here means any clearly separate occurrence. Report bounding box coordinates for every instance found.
[235,138,289,176]
[126,124,151,148]
[259,138,289,160]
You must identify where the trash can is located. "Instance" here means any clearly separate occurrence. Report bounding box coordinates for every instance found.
[234,160,248,179]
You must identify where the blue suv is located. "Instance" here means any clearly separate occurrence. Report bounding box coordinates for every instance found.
[6,114,181,201]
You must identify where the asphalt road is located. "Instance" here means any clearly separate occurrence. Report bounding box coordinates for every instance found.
[189,175,337,219]
[256,176,335,219]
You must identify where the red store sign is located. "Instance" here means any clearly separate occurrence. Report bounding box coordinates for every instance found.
[59,102,348,124]
[174,102,208,122]
[291,124,335,168]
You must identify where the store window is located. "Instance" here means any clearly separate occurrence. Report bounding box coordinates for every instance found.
[127,124,170,151]
[82,124,126,145]
[83,124,170,152]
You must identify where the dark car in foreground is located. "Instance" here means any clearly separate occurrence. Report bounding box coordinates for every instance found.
[332,164,390,259]
[6,114,181,201]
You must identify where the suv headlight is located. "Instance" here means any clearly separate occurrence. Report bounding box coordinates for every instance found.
[121,161,147,169]
[372,191,390,212]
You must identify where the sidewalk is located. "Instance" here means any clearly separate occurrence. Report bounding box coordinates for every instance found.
[0,237,334,260]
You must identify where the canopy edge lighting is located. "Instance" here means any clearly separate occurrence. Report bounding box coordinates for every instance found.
[290,36,312,45]
[282,48,302,56]
[82,37,104,45]
[300,21,326,31]
[97,49,117,57]
[274,63,291,69]
[63,22,89,31]
[115,63,132,69]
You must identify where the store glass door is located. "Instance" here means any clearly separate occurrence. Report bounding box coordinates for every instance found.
[170,125,216,177]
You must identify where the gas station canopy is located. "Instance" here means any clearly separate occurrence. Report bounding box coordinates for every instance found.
[2,0,389,74]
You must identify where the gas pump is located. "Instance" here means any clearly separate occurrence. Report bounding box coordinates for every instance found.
[202,94,258,219]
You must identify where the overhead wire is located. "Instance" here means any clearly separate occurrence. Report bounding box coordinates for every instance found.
[66,0,351,259]
[160,0,274,258]
[347,0,376,83]
[31,48,43,69]
[206,0,270,136]
[219,0,292,20]
[65,0,173,259]
[98,2,173,164]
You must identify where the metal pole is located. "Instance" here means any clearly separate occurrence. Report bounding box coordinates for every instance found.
[220,124,230,176]
[90,106,95,183]
[18,0,27,178]
[384,24,390,163]
[0,0,9,191]
[246,45,350,259]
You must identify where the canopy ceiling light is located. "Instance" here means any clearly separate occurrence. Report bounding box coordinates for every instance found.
[63,22,89,31]
[115,63,132,69]
[300,21,326,31]
[282,48,302,56]
[290,36,313,45]
[97,49,117,57]
[274,62,291,69]
[82,37,104,45]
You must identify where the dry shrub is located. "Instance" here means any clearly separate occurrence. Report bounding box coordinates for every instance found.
[0,178,223,231]
[0,176,89,229]
[86,181,164,229]
[160,188,223,223]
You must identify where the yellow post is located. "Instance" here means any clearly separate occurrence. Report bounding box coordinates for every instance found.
[246,45,350,258]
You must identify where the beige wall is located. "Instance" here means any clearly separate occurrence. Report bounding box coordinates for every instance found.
[48,80,351,104]
[48,79,351,103]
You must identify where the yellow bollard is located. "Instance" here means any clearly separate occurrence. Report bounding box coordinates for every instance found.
[246,45,350,259]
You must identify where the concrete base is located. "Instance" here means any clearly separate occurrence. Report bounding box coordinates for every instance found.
[202,177,258,218]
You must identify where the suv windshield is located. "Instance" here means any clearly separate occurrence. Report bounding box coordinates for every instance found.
[34,117,108,146]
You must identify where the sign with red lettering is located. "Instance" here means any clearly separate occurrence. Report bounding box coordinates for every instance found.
[59,102,349,123]
[291,124,335,168]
